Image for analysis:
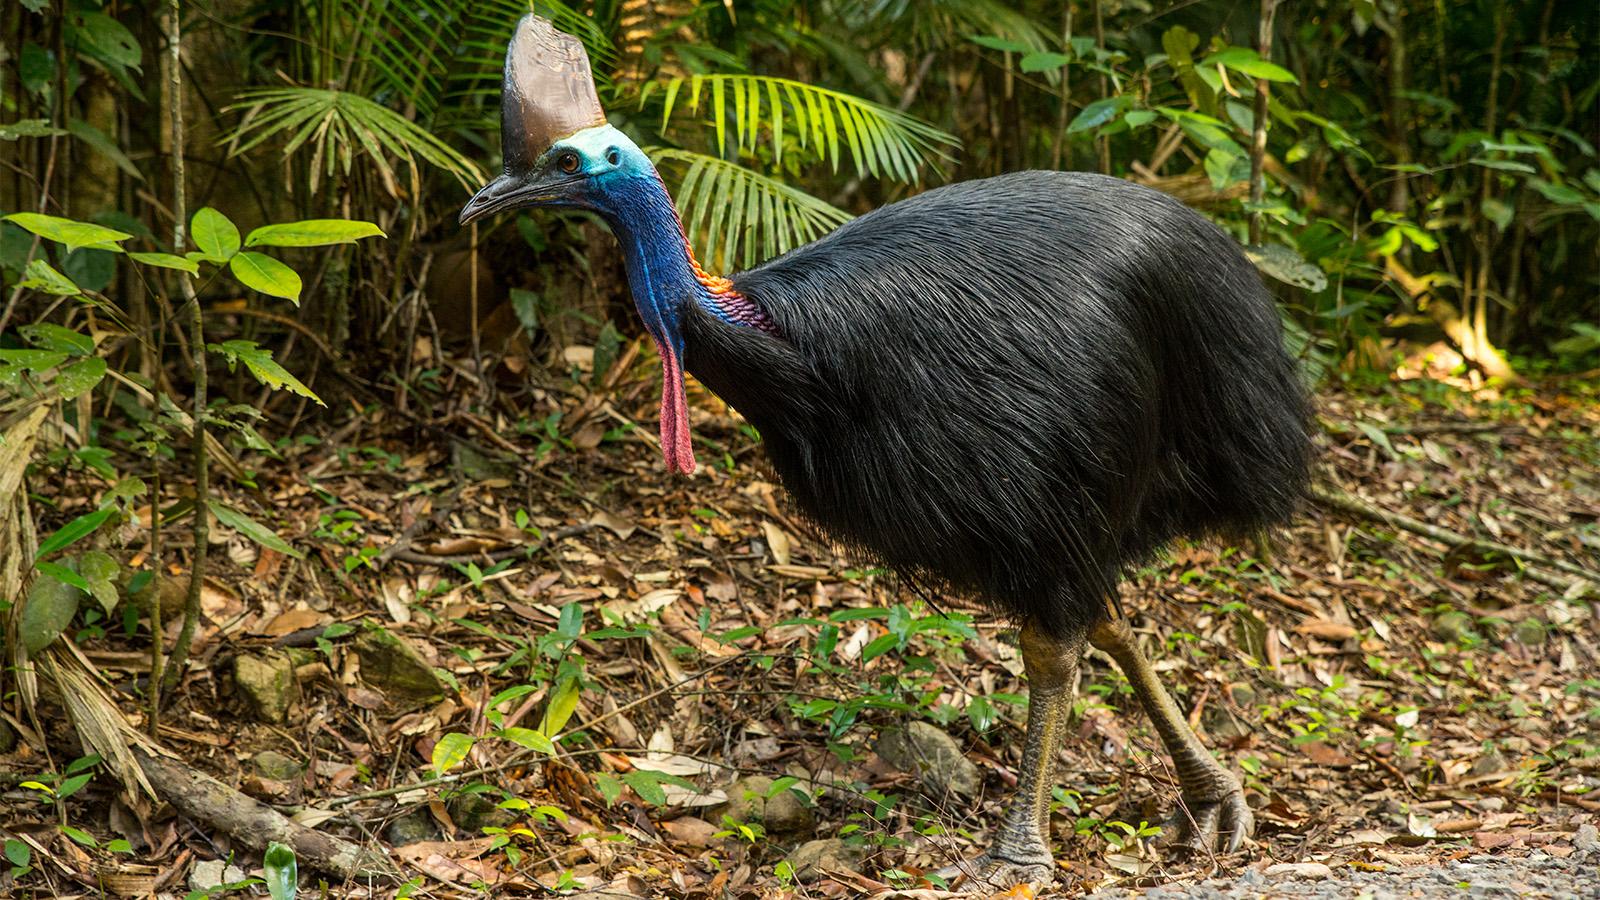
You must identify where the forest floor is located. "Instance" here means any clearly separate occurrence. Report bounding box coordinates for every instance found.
[3,357,1598,900]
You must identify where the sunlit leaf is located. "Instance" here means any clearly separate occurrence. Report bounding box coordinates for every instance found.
[431,732,475,777]
[228,252,302,303]
[57,357,107,399]
[208,500,305,559]
[190,207,240,258]
[127,251,199,274]
[2,212,130,253]
[245,220,386,248]
[263,842,297,900]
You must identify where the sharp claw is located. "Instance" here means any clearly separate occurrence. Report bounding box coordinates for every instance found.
[928,853,1054,893]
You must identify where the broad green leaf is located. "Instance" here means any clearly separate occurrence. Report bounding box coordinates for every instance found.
[1202,47,1299,83]
[539,676,581,737]
[21,323,93,356]
[191,207,240,258]
[431,732,475,777]
[1019,51,1071,73]
[67,11,142,72]
[593,772,622,807]
[2,213,130,253]
[57,773,92,799]
[244,219,386,248]
[68,118,142,180]
[499,727,557,756]
[968,35,1030,53]
[1246,243,1329,292]
[622,769,667,806]
[209,340,322,405]
[208,501,305,559]
[3,839,29,868]
[38,506,113,558]
[229,252,301,302]
[1067,97,1130,134]
[35,561,89,592]
[0,119,66,140]
[127,251,198,274]
[1469,158,1536,174]
[57,357,107,399]
[22,573,82,653]
[263,842,298,900]
[76,550,121,615]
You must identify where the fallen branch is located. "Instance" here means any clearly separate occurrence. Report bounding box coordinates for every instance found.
[1311,486,1598,587]
[136,750,396,880]
[389,523,596,567]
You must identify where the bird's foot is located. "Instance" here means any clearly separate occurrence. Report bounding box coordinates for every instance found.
[929,852,1056,894]
[1158,788,1254,855]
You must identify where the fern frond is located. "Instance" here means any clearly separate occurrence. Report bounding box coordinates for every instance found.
[650,148,853,271]
[225,88,485,195]
[647,74,958,182]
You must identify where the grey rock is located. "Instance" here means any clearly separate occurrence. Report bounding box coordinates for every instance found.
[355,626,449,711]
[188,859,246,892]
[251,749,302,782]
[385,808,441,846]
[785,838,863,882]
[1574,822,1599,853]
[875,720,981,799]
[714,775,814,835]
[233,652,297,723]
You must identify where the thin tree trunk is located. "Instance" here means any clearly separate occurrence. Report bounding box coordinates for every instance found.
[1052,5,1074,170]
[1247,0,1278,245]
[159,0,210,700]
[1093,0,1109,174]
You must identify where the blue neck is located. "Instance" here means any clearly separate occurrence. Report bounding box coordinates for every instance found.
[594,175,722,330]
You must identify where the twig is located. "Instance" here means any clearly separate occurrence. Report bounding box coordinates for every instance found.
[1311,486,1598,585]
[146,473,164,735]
[1247,0,1278,245]
[389,523,596,567]
[159,0,208,702]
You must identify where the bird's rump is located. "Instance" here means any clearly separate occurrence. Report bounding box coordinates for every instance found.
[685,170,1309,635]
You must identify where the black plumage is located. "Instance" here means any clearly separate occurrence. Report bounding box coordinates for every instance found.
[686,171,1310,637]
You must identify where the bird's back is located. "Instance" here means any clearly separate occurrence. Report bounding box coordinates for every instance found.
[685,171,1309,635]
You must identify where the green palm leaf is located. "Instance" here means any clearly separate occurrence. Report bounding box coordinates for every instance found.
[650,149,854,272]
[225,88,484,195]
[647,74,958,181]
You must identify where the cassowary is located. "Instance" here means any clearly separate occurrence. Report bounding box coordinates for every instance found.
[461,16,1310,890]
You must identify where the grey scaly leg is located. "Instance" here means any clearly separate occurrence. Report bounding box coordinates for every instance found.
[1089,617,1253,853]
[934,619,1085,891]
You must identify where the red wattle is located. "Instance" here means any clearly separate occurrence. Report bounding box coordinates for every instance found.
[657,347,696,474]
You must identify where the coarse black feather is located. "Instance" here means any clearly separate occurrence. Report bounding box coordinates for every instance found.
[683,171,1311,637]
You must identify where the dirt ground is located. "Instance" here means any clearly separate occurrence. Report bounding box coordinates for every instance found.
[2,362,1597,899]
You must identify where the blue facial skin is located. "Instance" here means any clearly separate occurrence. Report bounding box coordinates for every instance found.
[462,124,718,365]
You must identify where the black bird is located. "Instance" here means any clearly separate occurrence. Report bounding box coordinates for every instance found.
[461,16,1310,890]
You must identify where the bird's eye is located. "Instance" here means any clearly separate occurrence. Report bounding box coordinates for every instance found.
[606,148,621,166]
[558,152,580,174]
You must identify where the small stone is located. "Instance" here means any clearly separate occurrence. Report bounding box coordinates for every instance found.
[188,859,246,892]
[720,775,773,824]
[1264,862,1333,880]
[233,652,298,723]
[1512,618,1546,647]
[1573,823,1599,853]
[1479,796,1505,812]
[1431,611,1474,643]
[251,750,302,782]
[661,816,719,848]
[785,838,863,882]
[875,721,981,799]
[355,626,449,711]
[385,808,440,846]
[764,785,816,836]
[446,793,516,833]
[1471,749,1508,777]
[1238,868,1265,886]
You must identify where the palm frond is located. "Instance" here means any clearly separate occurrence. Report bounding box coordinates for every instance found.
[225,88,485,195]
[650,148,853,272]
[646,74,958,182]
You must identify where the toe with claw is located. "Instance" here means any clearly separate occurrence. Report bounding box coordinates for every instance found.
[931,852,1056,894]
[1161,788,1254,855]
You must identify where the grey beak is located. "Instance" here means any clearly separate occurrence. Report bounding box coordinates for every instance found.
[459,173,523,225]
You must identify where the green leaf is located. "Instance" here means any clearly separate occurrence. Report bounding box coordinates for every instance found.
[35,561,90,592]
[539,676,581,737]
[0,119,66,140]
[208,340,322,405]
[67,118,142,180]
[1481,197,1514,231]
[1469,158,1536,174]
[1202,47,1299,83]
[1246,243,1329,292]
[67,11,142,72]
[1067,97,1130,134]
[58,357,107,399]
[229,252,302,302]
[968,35,1030,53]
[21,323,94,356]
[0,349,69,374]
[58,825,96,848]
[593,772,623,807]
[499,727,556,756]
[57,772,93,799]
[263,842,298,900]
[22,573,83,653]
[38,506,113,558]
[76,550,121,616]
[127,251,199,274]
[1019,51,1072,73]
[2,213,130,253]
[431,732,475,777]
[190,207,240,258]
[3,839,29,868]
[244,219,386,248]
[208,501,305,559]
[621,770,667,806]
